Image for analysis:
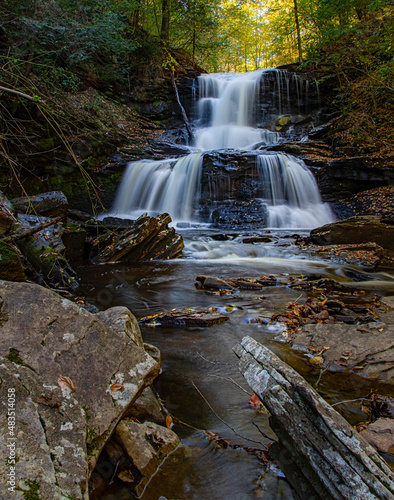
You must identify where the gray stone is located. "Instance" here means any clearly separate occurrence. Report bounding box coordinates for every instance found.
[124,386,166,425]
[0,281,160,498]
[115,420,180,479]
[360,418,394,456]
[96,306,144,347]
[289,319,394,382]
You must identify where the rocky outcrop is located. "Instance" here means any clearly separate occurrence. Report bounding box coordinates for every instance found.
[310,215,394,250]
[11,191,69,220]
[0,280,160,499]
[90,213,184,263]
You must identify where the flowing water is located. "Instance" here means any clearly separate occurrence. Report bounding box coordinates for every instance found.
[108,69,333,228]
[87,70,394,499]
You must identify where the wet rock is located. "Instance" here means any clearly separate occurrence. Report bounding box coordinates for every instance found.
[90,213,184,263]
[139,307,229,328]
[11,191,69,220]
[289,318,394,382]
[124,386,166,425]
[114,420,180,491]
[242,236,273,243]
[196,275,235,290]
[310,216,394,251]
[0,280,160,497]
[0,241,26,281]
[360,418,394,456]
[308,242,384,271]
[211,199,269,228]
[315,156,394,203]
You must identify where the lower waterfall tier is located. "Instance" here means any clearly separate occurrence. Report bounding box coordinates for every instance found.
[110,151,334,229]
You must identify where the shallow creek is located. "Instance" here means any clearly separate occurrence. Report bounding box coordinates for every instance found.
[78,229,394,500]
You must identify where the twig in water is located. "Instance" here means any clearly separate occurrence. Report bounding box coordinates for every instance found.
[109,459,120,485]
[315,362,332,389]
[196,351,231,365]
[331,395,371,407]
[206,374,252,396]
[191,380,268,450]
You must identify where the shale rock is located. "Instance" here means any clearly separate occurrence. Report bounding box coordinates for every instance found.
[0,281,160,498]
[289,316,394,383]
[115,420,180,479]
[90,213,184,263]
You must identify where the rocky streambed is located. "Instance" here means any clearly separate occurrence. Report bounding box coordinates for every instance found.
[1,188,394,499]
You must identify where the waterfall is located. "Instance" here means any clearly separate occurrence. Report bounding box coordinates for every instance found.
[111,69,333,229]
[112,154,203,222]
[258,154,332,228]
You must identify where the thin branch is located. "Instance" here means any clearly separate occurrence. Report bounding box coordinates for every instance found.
[2,216,62,243]
[0,85,41,102]
[206,374,252,396]
[191,380,267,449]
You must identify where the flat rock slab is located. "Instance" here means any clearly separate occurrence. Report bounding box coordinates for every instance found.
[0,281,160,499]
[360,418,394,456]
[308,242,384,270]
[288,307,394,382]
[139,307,229,328]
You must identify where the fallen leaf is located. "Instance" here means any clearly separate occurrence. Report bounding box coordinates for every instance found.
[309,355,324,365]
[352,366,365,370]
[166,414,174,429]
[110,384,124,392]
[118,470,134,483]
[250,392,262,407]
[57,376,75,393]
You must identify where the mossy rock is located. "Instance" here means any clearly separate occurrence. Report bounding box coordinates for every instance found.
[0,241,26,282]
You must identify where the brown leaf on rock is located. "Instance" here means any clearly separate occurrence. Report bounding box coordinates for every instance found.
[110,384,124,392]
[250,392,262,407]
[57,376,75,393]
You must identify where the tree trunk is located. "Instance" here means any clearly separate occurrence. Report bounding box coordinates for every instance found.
[234,336,394,500]
[293,0,303,64]
[161,0,170,43]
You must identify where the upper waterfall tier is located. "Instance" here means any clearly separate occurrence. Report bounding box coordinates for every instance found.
[193,69,318,150]
[110,69,333,229]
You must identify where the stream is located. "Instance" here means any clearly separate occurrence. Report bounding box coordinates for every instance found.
[78,229,394,499]
[82,69,394,498]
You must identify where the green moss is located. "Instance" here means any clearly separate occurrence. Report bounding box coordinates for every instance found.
[22,479,40,500]
[0,241,26,282]
[5,348,23,365]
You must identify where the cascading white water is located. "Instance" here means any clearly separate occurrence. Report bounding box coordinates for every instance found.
[194,71,280,150]
[112,153,203,221]
[110,69,334,228]
[258,154,332,228]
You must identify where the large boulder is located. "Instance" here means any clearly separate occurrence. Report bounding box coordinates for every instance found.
[310,215,394,251]
[0,281,160,499]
